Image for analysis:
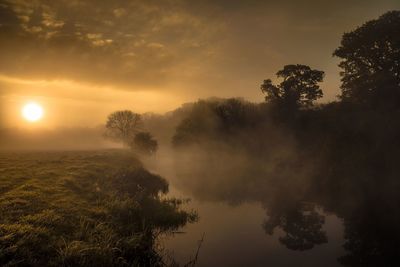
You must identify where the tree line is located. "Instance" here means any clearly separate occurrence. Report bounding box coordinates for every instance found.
[105,10,400,160]
[102,11,400,265]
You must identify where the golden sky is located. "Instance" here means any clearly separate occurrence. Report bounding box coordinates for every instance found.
[1,0,399,128]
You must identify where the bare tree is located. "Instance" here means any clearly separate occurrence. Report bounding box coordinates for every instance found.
[105,110,142,145]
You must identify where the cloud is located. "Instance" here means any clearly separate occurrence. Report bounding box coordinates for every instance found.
[0,0,399,99]
[0,0,220,89]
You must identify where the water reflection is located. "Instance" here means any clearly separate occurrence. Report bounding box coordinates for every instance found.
[263,201,327,251]
[330,195,400,267]
[148,147,400,266]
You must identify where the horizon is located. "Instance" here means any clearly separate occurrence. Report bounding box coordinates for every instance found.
[1,0,399,128]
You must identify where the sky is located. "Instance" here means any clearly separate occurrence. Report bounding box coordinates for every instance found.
[1,0,399,128]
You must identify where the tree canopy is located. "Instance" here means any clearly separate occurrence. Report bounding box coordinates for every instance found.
[334,11,400,107]
[132,132,158,155]
[105,110,142,145]
[261,64,324,109]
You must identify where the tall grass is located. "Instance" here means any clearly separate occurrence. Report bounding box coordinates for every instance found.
[0,150,197,266]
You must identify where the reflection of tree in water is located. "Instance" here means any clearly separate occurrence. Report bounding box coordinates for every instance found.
[333,196,400,267]
[167,10,400,262]
[171,144,400,266]
[261,182,400,267]
[172,142,400,266]
[263,200,327,251]
[340,217,397,266]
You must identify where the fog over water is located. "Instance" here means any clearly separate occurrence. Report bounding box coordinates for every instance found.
[143,147,344,266]
[3,92,400,266]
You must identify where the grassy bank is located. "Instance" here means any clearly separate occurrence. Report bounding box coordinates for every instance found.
[0,150,196,266]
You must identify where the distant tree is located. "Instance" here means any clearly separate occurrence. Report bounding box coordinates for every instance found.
[214,98,255,132]
[172,98,259,147]
[132,132,158,155]
[172,100,218,147]
[261,65,324,109]
[334,11,400,107]
[105,110,142,145]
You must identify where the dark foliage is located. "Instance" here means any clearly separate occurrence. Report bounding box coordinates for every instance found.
[334,11,400,108]
[172,98,266,147]
[168,11,400,266]
[132,132,158,156]
[261,64,324,110]
[105,110,142,145]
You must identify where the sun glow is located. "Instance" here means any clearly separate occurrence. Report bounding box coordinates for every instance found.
[22,102,44,122]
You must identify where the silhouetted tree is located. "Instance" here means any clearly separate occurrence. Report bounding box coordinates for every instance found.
[334,11,400,107]
[261,65,324,110]
[132,132,158,155]
[105,110,142,145]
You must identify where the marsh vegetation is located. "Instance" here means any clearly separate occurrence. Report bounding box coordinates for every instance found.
[0,151,196,266]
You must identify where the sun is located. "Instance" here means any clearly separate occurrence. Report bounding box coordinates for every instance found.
[22,102,44,122]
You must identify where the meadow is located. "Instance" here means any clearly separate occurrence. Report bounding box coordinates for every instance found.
[0,150,196,266]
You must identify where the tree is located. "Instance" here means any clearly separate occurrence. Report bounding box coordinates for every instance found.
[132,132,158,155]
[334,11,400,107]
[260,64,324,109]
[105,110,142,145]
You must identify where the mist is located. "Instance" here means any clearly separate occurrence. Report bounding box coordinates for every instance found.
[0,126,119,151]
[1,3,400,267]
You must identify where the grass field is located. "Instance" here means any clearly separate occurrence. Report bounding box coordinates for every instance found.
[0,150,196,266]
